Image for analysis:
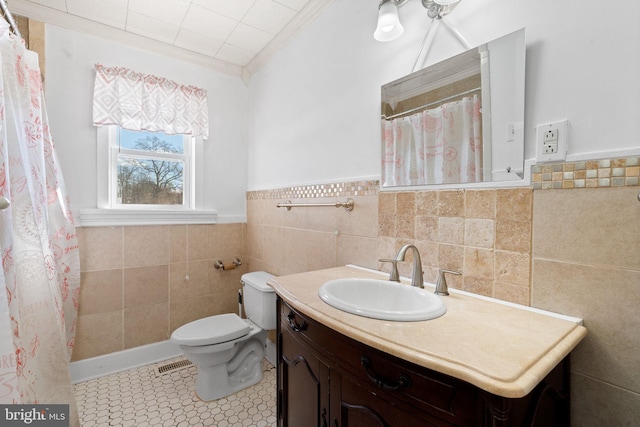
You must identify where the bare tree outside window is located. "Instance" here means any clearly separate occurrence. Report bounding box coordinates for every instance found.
[117,131,186,206]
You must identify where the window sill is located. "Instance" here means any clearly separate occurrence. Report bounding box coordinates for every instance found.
[79,208,218,227]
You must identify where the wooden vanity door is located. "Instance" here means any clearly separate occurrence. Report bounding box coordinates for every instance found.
[279,317,330,427]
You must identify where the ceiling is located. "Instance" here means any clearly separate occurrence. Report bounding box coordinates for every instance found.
[10,0,335,78]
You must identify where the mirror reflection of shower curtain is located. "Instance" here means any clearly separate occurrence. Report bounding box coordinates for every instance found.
[382,95,482,186]
[0,20,80,426]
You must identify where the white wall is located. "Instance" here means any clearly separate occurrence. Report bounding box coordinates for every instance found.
[247,0,640,189]
[45,26,249,221]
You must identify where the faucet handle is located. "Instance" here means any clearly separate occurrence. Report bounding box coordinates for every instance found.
[435,269,461,296]
[379,258,400,282]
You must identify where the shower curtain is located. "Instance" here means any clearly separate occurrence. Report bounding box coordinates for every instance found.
[382,95,482,186]
[0,19,80,426]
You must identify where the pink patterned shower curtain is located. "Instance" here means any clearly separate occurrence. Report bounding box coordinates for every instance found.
[382,95,482,186]
[0,19,80,426]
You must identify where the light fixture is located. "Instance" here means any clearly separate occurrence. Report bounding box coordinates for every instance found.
[374,0,405,42]
[374,0,463,42]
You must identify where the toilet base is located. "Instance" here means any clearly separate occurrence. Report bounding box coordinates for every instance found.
[193,338,266,401]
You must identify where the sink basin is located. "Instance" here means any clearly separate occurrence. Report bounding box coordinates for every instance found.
[318,278,446,321]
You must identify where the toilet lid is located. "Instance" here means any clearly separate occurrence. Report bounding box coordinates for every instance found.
[171,313,251,346]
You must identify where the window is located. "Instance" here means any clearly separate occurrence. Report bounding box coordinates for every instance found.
[80,126,216,226]
[114,128,191,208]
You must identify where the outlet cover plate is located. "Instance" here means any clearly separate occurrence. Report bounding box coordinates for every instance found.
[536,120,568,162]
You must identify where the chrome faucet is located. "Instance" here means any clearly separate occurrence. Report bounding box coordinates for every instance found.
[394,244,424,288]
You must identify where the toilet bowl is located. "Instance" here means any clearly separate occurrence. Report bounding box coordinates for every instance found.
[170,271,276,401]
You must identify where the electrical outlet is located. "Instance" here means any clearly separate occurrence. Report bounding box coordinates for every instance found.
[536,120,568,162]
[543,129,558,142]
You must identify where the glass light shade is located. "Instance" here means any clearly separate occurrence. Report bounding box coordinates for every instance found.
[374,1,404,42]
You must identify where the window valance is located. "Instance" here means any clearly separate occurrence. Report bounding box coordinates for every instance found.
[92,64,209,139]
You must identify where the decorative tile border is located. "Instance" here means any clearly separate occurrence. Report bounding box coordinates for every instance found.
[247,180,380,200]
[532,157,640,190]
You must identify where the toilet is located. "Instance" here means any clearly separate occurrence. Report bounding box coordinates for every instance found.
[170,271,276,401]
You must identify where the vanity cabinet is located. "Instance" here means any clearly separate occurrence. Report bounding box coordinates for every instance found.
[277,297,571,427]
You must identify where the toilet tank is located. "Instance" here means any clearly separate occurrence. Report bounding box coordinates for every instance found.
[241,271,276,330]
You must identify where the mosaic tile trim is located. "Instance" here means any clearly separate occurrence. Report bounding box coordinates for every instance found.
[532,157,640,190]
[247,180,380,200]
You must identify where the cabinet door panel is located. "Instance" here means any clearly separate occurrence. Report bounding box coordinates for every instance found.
[281,324,329,427]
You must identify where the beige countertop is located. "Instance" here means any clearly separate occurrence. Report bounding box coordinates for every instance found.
[267,265,587,398]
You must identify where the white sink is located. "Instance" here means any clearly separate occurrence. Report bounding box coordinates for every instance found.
[318,278,446,321]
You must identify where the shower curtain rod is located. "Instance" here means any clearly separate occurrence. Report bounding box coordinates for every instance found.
[0,0,22,39]
[382,86,481,120]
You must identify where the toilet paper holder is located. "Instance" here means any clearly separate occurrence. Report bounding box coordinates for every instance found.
[214,258,242,270]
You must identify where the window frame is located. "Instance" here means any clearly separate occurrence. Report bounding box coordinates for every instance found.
[79,126,217,227]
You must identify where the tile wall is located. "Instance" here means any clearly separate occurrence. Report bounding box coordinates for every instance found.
[74,156,639,425]
[74,224,246,361]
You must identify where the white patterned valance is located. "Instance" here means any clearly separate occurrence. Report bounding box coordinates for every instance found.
[92,64,209,139]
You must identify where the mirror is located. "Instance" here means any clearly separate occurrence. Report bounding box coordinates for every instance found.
[381,29,525,187]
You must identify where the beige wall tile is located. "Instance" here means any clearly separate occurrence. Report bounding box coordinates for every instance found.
[496,188,532,221]
[465,189,496,219]
[263,199,284,227]
[463,247,494,280]
[415,215,438,241]
[72,311,122,361]
[77,226,123,272]
[261,225,283,269]
[307,198,339,233]
[462,276,493,297]
[170,225,187,263]
[572,372,640,427]
[396,214,415,239]
[532,259,640,393]
[209,223,243,260]
[281,199,308,229]
[124,302,169,348]
[124,265,169,308]
[337,235,378,270]
[439,217,465,245]
[378,192,396,216]
[282,228,309,275]
[245,223,264,261]
[494,282,529,306]
[533,187,640,270]
[124,225,170,268]
[187,224,212,261]
[464,218,495,248]
[378,214,396,237]
[414,239,439,269]
[209,264,245,294]
[306,231,337,271]
[495,220,531,253]
[337,195,379,238]
[397,192,415,216]
[79,270,123,316]
[495,250,530,286]
[438,190,465,217]
[438,244,464,272]
[416,191,438,216]
[170,261,209,299]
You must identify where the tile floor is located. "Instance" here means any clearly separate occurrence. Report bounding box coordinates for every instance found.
[74,357,277,427]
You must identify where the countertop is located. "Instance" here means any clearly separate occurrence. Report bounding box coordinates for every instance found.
[267,265,587,398]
